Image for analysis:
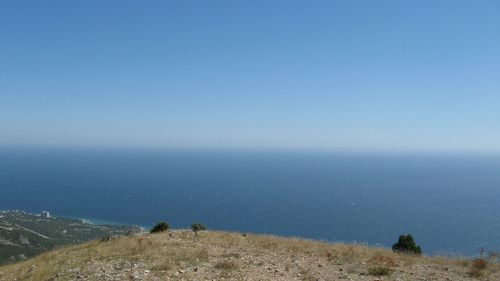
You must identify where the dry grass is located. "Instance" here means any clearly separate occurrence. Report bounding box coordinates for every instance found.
[1,230,499,281]
[468,258,488,277]
[214,260,237,270]
[465,250,500,278]
[367,254,397,276]
[0,233,210,280]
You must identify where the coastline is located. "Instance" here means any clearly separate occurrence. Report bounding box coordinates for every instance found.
[0,209,486,258]
[75,216,148,233]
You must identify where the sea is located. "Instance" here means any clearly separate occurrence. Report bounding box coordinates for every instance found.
[1,147,499,256]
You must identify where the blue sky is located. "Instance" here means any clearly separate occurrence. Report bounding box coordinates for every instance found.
[1,1,499,152]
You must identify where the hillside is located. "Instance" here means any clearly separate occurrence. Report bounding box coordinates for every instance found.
[0,230,498,281]
[0,211,140,265]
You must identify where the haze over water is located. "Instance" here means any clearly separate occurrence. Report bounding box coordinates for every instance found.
[1,148,499,256]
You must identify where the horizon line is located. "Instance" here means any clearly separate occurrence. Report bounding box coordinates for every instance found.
[2,143,500,156]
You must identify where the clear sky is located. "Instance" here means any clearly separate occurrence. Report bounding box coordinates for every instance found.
[1,1,499,152]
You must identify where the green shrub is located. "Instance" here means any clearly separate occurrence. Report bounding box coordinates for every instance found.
[150,221,170,233]
[191,223,207,235]
[392,234,421,254]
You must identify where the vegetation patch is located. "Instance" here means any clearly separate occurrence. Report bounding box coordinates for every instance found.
[468,249,497,278]
[392,234,422,254]
[191,223,207,235]
[150,222,169,233]
[214,260,236,270]
[367,254,397,276]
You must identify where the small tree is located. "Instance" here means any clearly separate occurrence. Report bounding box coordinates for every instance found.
[191,223,206,235]
[150,221,170,233]
[392,234,422,254]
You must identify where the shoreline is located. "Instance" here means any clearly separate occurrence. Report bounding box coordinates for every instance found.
[75,217,148,233]
[0,209,485,258]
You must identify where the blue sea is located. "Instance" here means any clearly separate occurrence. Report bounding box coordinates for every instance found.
[1,148,499,256]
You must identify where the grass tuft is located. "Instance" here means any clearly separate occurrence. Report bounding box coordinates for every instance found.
[367,254,397,276]
[214,260,236,270]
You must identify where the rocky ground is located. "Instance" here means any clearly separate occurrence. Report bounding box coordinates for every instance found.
[0,230,498,281]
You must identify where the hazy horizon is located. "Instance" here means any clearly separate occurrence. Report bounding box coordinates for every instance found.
[3,144,500,158]
[1,1,499,152]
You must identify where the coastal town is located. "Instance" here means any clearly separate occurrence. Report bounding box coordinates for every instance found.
[0,210,140,264]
